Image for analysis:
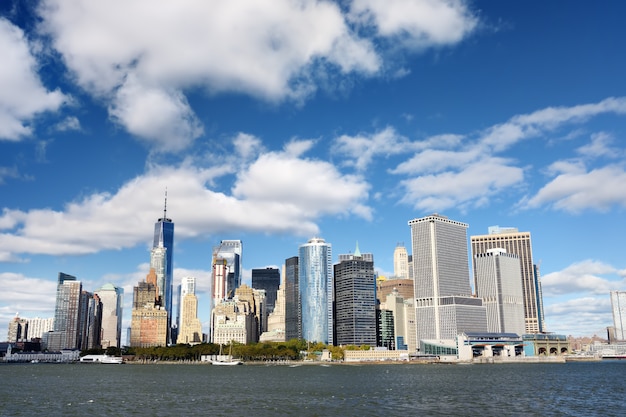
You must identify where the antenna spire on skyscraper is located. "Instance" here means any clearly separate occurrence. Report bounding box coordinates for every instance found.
[163,187,168,219]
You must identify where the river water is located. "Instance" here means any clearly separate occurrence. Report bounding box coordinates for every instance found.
[1,361,624,416]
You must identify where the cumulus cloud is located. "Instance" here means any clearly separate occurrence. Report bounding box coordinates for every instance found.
[384,97,626,212]
[0,135,371,259]
[53,116,81,132]
[541,260,625,296]
[333,127,412,171]
[523,164,626,213]
[543,296,613,337]
[0,272,57,324]
[349,0,478,49]
[0,18,67,141]
[35,0,478,151]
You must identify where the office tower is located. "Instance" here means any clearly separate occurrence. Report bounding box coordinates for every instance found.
[474,249,525,335]
[470,226,544,333]
[95,284,124,349]
[381,288,411,350]
[235,284,265,341]
[377,310,395,349]
[80,292,102,350]
[211,297,257,345]
[212,240,243,308]
[153,193,174,340]
[252,267,281,315]
[53,272,83,350]
[299,237,333,344]
[376,278,414,306]
[26,317,54,340]
[150,245,167,307]
[7,316,28,343]
[130,269,168,347]
[284,256,300,340]
[333,243,377,346]
[409,214,487,344]
[260,272,287,342]
[393,244,410,279]
[177,277,203,344]
[611,291,626,341]
[178,276,196,331]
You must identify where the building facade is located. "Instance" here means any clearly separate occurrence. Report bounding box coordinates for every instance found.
[474,249,525,335]
[393,244,410,280]
[252,267,281,315]
[470,226,544,334]
[409,214,488,344]
[53,272,83,350]
[94,284,124,349]
[333,246,377,346]
[299,237,333,344]
[153,198,174,342]
[284,256,300,341]
[611,290,626,341]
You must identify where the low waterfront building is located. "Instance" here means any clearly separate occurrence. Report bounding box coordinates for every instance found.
[343,348,410,362]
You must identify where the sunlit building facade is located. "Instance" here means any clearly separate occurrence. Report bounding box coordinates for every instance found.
[393,244,410,280]
[95,284,124,349]
[153,199,174,342]
[471,226,544,334]
[409,214,487,344]
[611,290,626,341]
[299,238,333,344]
[474,249,525,335]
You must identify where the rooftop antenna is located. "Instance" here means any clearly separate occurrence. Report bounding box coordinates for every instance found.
[163,187,168,219]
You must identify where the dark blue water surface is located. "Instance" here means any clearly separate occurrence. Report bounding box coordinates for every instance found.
[1,361,624,416]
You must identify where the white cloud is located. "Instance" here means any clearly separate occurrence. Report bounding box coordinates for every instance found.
[0,135,371,258]
[0,18,67,141]
[524,164,626,212]
[35,0,478,151]
[390,97,626,212]
[53,116,81,132]
[399,157,524,212]
[576,132,621,159]
[0,272,58,325]
[109,75,204,152]
[349,0,478,49]
[541,260,624,296]
[543,296,613,337]
[333,127,411,171]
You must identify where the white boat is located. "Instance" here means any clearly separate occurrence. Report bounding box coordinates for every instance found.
[80,354,124,364]
[211,342,242,366]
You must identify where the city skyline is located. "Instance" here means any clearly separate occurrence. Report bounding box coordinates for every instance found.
[2,1,626,340]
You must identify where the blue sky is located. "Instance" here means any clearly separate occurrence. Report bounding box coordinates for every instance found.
[2,0,626,342]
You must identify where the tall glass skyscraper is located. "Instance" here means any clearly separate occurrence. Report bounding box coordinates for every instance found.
[299,238,333,344]
[284,256,300,341]
[153,195,174,341]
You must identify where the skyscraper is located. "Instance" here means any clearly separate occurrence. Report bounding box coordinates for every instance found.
[130,269,168,347]
[299,237,333,344]
[470,226,544,334]
[153,193,174,340]
[53,272,83,350]
[333,244,376,346]
[474,249,525,335]
[94,283,124,349]
[409,214,487,344]
[284,256,300,341]
[212,240,243,303]
[252,267,281,315]
[177,276,203,344]
[611,290,626,341]
[393,244,410,279]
